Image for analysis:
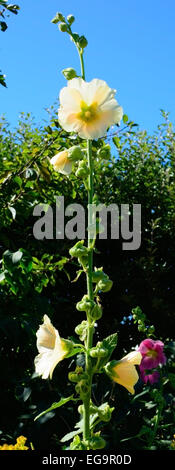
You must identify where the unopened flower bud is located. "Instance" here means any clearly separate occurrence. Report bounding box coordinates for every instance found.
[68,145,84,162]
[71,33,80,43]
[96,277,113,293]
[92,268,107,283]
[68,367,88,383]
[67,14,75,25]
[75,320,88,337]
[78,35,88,49]
[69,240,88,258]
[90,347,107,358]
[75,379,90,398]
[62,68,77,80]
[88,434,106,450]
[59,22,68,32]
[51,12,65,23]
[98,403,114,422]
[89,303,102,321]
[75,160,90,178]
[97,144,111,160]
[76,295,95,315]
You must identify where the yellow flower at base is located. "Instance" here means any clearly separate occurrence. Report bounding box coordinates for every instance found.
[58,78,123,139]
[0,436,28,450]
[50,149,72,175]
[34,315,70,379]
[106,351,142,394]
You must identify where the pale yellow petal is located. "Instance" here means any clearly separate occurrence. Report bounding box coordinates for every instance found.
[50,150,72,175]
[113,363,139,394]
[121,351,142,365]
[59,87,82,111]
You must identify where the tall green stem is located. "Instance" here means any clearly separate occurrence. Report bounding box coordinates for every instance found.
[76,44,93,445]
[83,139,94,443]
[78,49,85,80]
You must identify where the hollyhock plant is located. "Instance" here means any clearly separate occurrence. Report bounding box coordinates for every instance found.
[138,339,166,370]
[33,11,143,450]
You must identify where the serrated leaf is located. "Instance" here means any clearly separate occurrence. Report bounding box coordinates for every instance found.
[102,333,118,355]
[98,333,118,369]
[34,395,75,421]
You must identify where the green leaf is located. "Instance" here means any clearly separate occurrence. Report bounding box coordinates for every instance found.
[123,114,129,124]
[112,136,120,148]
[12,250,23,264]
[102,333,118,356]
[98,333,118,368]
[0,271,5,282]
[14,175,22,187]
[61,428,82,443]
[0,72,7,87]
[0,21,8,32]
[34,395,75,421]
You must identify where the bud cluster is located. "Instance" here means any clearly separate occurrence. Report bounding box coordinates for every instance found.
[51,12,88,52]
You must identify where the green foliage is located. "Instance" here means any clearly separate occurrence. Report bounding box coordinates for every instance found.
[0,1,20,87]
[0,110,175,449]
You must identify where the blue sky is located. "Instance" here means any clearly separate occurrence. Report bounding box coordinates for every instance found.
[0,0,175,133]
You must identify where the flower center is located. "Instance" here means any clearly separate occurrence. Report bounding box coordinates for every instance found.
[78,101,98,123]
[146,349,158,359]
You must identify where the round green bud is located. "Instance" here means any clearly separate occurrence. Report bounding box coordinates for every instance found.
[98,403,114,422]
[59,22,68,32]
[62,67,77,80]
[69,240,88,258]
[76,295,95,314]
[68,145,84,162]
[51,12,65,23]
[92,268,107,283]
[97,144,111,160]
[89,303,102,321]
[78,35,88,49]
[75,379,90,398]
[78,404,84,414]
[75,160,90,179]
[90,347,107,358]
[88,435,106,450]
[67,14,75,25]
[68,367,88,383]
[96,278,113,293]
[75,320,88,336]
[71,33,80,43]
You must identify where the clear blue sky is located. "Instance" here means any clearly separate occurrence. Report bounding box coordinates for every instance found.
[0,0,175,133]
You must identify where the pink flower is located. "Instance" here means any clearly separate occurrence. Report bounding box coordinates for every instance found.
[140,367,160,385]
[138,339,166,369]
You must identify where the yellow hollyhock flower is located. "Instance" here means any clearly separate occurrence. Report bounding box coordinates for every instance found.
[50,149,72,175]
[105,351,142,394]
[34,315,70,379]
[58,78,123,139]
